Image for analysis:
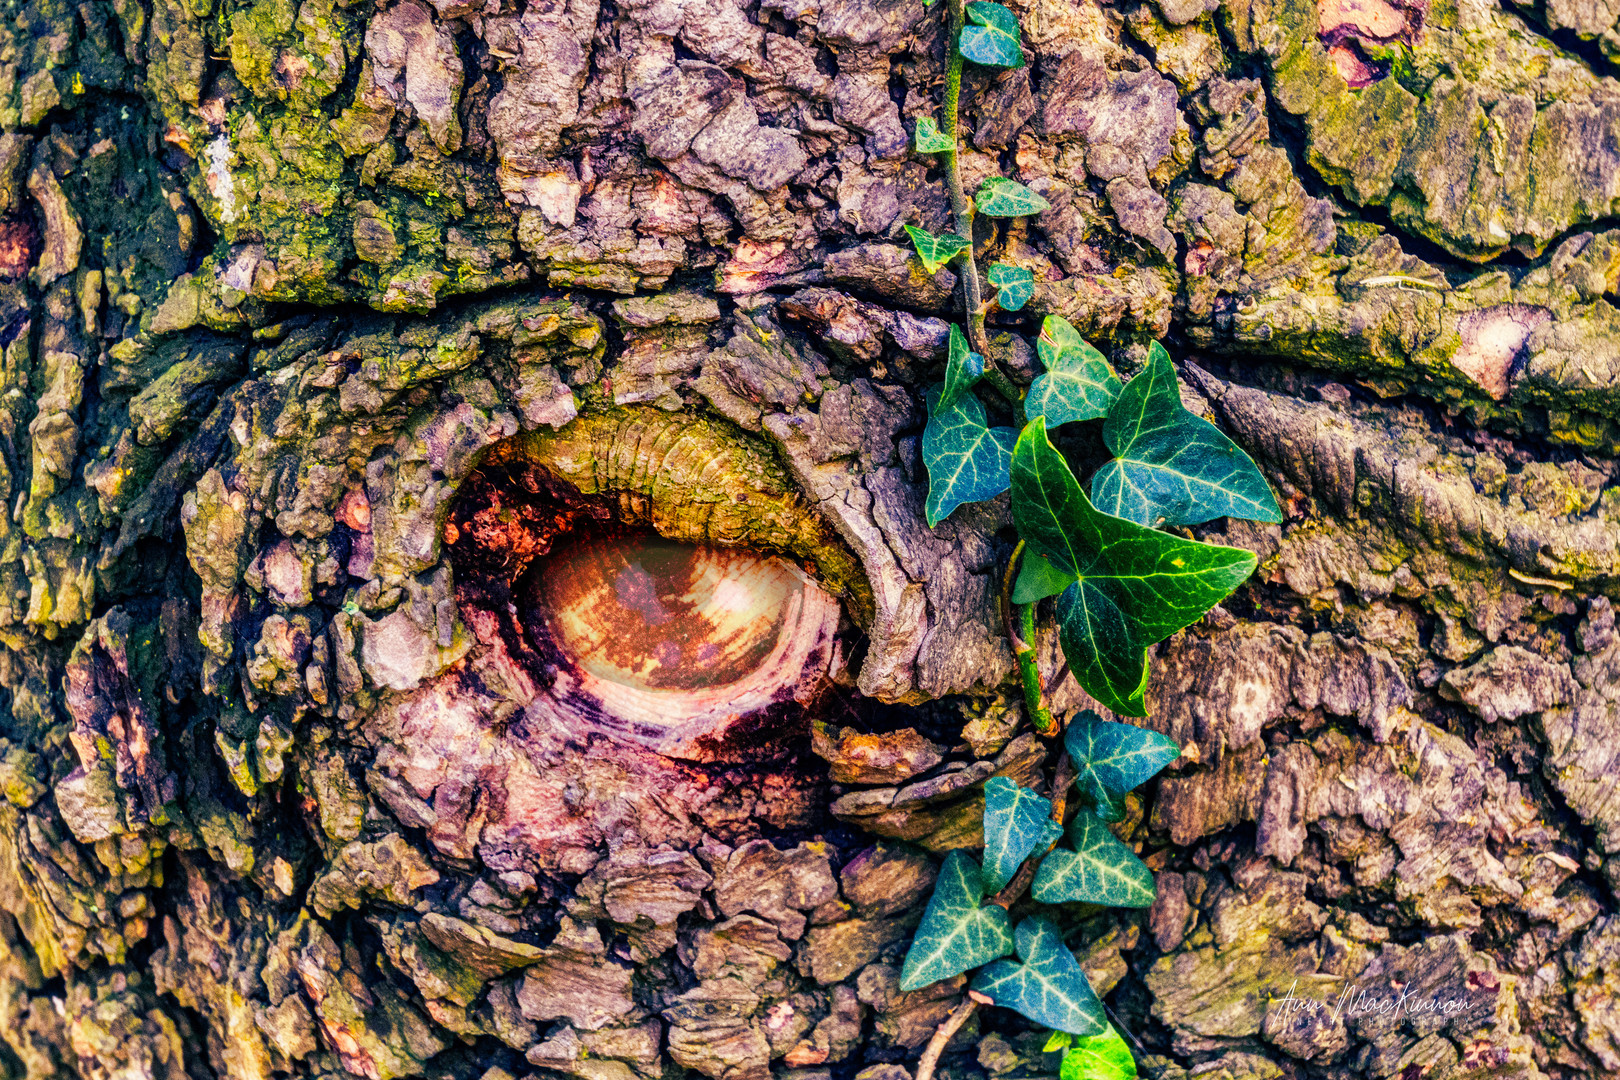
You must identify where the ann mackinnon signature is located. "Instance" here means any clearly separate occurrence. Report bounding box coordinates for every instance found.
[1271,979,1474,1023]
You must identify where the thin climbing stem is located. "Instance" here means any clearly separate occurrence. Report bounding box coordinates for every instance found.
[914,995,982,1080]
[1001,540,1057,736]
[941,0,987,355]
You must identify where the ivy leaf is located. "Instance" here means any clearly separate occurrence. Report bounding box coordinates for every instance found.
[987,262,1035,312]
[1009,421,1256,715]
[938,324,984,413]
[898,849,1015,991]
[1026,316,1122,428]
[1044,1032,1074,1054]
[976,177,1052,218]
[1091,343,1282,527]
[1064,709,1181,823]
[923,387,1016,527]
[981,777,1063,893]
[905,224,971,274]
[1031,809,1156,907]
[1011,550,1077,605]
[970,917,1108,1036]
[959,0,1024,67]
[914,116,955,153]
[1060,1026,1137,1080]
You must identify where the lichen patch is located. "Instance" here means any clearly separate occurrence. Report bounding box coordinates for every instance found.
[204,134,237,224]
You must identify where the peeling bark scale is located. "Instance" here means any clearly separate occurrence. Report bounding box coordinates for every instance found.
[0,0,1616,1078]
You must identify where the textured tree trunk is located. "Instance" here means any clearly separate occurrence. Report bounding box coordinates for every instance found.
[0,0,1617,1077]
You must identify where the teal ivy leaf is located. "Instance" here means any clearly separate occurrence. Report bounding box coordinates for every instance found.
[938,324,984,414]
[914,116,955,153]
[976,177,1051,218]
[923,387,1016,527]
[981,777,1062,893]
[988,262,1035,312]
[1009,421,1256,715]
[1031,809,1156,907]
[898,849,1015,991]
[1011,550,1077,605]
[1060,1026,1137,1080]
[1026,316,1122,429]
[1064,709,1181,823]
[970,917,1108,1036]
[1091,342,1282,527]
[905,224,971,274]
[959,0,1024,67]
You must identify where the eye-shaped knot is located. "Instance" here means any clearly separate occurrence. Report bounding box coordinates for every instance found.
[521,530,841,760]
[443,408,866,763]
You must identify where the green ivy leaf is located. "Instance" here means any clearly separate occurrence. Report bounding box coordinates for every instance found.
[898,849,1015,991]
[1011,551,1077,604]
[1064,709,1181,822]
[976,177,1051,217]
[959,0,1024,67]
[987,262,1035,312]
[1026,317,1122,428]
[1060,1026,1137,1080]
[981,777,1062,893]
[938,324,984,413]
[1009,421,1256,715]
[914,116,955,153]
[1044,1032,1074,1054]
[905,224,971,274]
[923,387,1016,527]
[1091,342,1282,527]
[970,917,1108,1036]
[1031,809,1156,907]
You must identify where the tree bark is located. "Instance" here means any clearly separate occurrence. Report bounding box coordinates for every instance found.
[0,0,1615,1078]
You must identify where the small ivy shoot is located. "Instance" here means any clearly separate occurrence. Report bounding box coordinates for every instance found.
[922,387,1015,527]
[1031,810,1157,908]
[1027,316,1122,427]
[905,224,972,274]
[1091,342,1284,527]
[899,0,1276,1072]
[987,262,1035,311]
[938,323,985,413]
[975,176,1051,217]
[1065,710,1181,823]
[1060,1026,1138,1080]
[971,917,1109,1036]
[898,850,1015,991]
[981,777,1061,892]
[1010,421,1256,716]
[958,0,1025,67]
[914,116,955,153]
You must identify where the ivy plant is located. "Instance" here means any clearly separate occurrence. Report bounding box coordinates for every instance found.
[896,2,1283,1077]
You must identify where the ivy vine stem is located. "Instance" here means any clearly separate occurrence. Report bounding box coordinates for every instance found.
[941,0,988,354]
[1001,540,1057,736]
[913,996,981,1080]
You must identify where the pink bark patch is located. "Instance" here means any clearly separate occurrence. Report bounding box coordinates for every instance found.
[1328,44,1379,88]
[1451,304,1550,400]
[1319,0,1408,38]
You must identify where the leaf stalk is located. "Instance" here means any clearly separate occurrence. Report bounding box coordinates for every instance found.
[914,996,980,1080]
